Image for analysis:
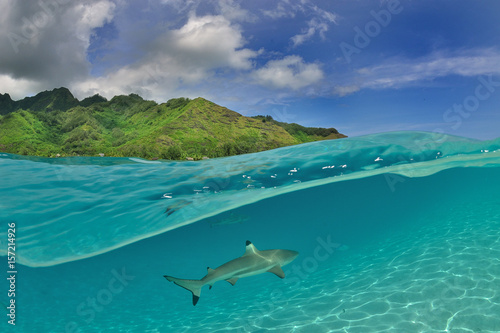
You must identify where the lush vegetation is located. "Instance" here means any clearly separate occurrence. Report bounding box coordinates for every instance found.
[251,115,344,143]
[0,88,346,160]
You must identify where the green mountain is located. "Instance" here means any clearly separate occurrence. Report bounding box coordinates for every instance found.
[0,87,79,115]
[0,88,346,160]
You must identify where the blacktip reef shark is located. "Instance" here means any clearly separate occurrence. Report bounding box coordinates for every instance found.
[164,241,299,306]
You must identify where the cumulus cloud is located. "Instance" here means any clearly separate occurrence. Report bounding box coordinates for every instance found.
[253,55,324,90]
[171,14,257,70]
[0,0,329,102]
[0,75,46,100]
[73,13,259,100]
[73,1,115,45]
[0,0,115,98]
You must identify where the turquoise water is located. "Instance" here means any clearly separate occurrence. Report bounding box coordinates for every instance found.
[1,131,500,332]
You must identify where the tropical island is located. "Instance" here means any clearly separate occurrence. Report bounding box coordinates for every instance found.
[0,87,346,160]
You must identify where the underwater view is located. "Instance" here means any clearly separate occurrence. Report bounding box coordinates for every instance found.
[1,131,500,333]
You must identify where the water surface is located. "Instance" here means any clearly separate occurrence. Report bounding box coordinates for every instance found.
[1,131,499,332]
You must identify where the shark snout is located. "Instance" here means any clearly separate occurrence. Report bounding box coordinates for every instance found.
[281,249,299,266]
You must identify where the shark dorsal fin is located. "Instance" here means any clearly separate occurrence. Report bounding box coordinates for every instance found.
[267,265,285,279]
[244,240,259,255]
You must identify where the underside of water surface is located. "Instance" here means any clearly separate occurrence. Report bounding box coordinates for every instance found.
[1,131,500,332]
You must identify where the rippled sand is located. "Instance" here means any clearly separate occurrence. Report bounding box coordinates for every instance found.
[8,201,499,333]
[150,203,500,333]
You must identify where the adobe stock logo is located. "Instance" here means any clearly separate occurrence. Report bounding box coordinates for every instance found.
[340,0,403,64]
[8,0,71,54]
[64,267,135,333]
[234,235,344,333]
[442,74,500,130]
[384,74,500,193]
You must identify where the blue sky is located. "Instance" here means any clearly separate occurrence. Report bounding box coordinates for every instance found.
[1,0,499,139]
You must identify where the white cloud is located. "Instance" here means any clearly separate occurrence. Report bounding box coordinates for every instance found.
[73,1,116,45]
[158,0,256,22]
[172,14,256,70]
[311,4,338,24]
[217,0,257,22]
[0,0,116,96]
[264,1,338,48]
[0,0,265,102]
[73,13,259,100]
[0,75,46,100]
[253,55,324,90]
[291,18,329,47]
[261,1,296,19]
[262,0,338,23]
[333,85,360,97]
[358,49,500,90]
[330,49,500,97]
[0,0,332,103]
[159,0,197,12]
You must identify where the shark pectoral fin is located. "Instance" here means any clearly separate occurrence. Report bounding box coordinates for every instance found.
[267,265,285,279]
[206,268,216,290]
[226,277,239,286]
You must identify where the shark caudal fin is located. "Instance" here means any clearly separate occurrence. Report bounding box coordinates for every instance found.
[164,275,204,306]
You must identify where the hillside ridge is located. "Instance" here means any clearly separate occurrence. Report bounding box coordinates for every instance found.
[0,88,346,160]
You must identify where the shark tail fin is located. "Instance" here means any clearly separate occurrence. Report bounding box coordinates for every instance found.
[164,275,204,306]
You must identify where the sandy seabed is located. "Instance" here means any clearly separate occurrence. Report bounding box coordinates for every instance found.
[152,202,500,333]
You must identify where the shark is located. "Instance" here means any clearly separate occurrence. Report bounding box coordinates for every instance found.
[164,240,299,306]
